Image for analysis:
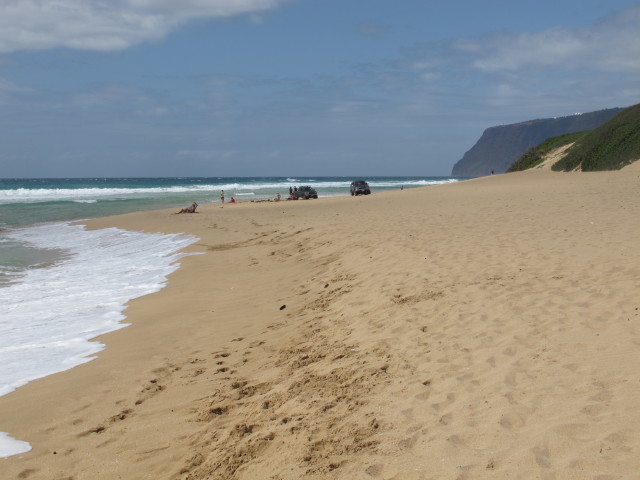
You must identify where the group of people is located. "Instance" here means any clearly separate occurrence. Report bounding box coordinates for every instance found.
[176,183,325,213]
[175,189,236,214]
[219,190,235,204]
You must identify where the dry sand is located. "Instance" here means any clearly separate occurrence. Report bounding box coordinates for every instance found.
[2,165,640,479]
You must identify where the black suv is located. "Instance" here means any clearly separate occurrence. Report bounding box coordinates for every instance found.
[350,180,371,196]
[294,186,318,199]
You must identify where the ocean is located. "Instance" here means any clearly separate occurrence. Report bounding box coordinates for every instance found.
[0,176,458,456]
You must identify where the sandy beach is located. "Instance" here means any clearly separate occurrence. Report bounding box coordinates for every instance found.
[2,164,640,479]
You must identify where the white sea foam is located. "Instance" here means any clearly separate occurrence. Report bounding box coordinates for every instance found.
[0,178,458,204]
[367,178,458,187]
[0,222,198,457]
[0,433,31,458]
[0,186,216,203]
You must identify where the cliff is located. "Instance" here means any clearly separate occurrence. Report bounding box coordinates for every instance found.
[451,108,622,177]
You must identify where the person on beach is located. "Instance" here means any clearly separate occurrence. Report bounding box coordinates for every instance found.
[220,190,225,203]
[176,202,198,214]
[229,197,236,203]
[289,186,293,196]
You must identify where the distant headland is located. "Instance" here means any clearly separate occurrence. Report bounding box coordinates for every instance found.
[452,107,625,176]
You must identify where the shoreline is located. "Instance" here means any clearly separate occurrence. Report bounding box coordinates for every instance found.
[1,166,640,479]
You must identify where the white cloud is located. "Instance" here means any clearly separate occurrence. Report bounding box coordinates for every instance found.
[468,6,640,74]
[0,0,290,53]
[397,4,640,118]
[403,5,640,83]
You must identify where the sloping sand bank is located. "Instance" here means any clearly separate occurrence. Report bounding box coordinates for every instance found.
[2,165,640,479]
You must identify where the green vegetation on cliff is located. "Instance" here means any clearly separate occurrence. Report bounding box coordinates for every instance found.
[552,103,640,171]
[508,103,640,172]
[452,108,621,176]
[506,132,587,172]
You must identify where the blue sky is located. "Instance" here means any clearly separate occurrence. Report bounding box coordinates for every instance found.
[1,0,639,177]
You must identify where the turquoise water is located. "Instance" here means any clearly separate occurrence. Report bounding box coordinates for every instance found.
[0,175,462,288]
[0,176,459,283]
[0,176,459,228]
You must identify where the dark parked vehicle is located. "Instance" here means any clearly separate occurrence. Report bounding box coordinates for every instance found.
[350,180,371,196]
[294,186,318,199]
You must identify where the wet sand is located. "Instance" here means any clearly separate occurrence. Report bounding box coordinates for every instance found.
[2,163,640,479]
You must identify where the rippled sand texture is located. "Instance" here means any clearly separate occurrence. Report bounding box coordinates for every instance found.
[2,163,639,479]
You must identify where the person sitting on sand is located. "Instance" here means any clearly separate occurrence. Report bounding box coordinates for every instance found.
[176,202,198,214]
[229,197,236,203]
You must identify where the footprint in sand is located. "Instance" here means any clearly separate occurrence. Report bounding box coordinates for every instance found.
[398,432,420,450]
[499,412,526,430]
[431,392,456,411]
[504,371,518,386]
[502,346,517,356]
[532,445,551,468]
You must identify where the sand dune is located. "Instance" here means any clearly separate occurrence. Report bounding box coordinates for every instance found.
[1,164,639,479]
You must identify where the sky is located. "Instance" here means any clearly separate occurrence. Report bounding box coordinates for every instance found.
[0,0,639,178]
